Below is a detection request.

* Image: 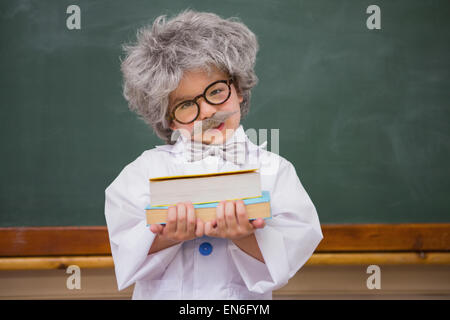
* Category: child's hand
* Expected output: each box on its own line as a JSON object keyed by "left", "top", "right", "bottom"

{"left": 204, "top": 200, "right": 265, "bottom": 240}
{"left": 150, "top": 202, "right": 204, "bottom": 242}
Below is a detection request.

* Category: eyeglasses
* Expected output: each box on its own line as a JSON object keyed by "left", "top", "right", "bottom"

{"left": 169, "top": 78, "right": 233, "bottom": 124}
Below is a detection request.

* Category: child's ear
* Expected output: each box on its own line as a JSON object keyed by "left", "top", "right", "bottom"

{"left": 168, "top": 116, "right": 177, "bottom": 131}
{"left": 238, "top": 93, "right": 244, "bottom": 104}
{"left": 235, "top": 87, "right": 244, "bottom": 104}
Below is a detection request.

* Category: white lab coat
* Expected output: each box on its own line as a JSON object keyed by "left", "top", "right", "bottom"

{"left": 104, "top": 125, "right": 323, "bottom": 299}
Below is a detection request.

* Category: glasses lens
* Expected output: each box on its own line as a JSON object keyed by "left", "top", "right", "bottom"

{"left": 205, "top": 82, "right": 230, "bottom": 105}
{"left": 174, "top": 101, "right": 198, "bottom": 123}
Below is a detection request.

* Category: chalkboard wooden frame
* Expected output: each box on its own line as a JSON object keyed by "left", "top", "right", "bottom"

{"left": 0, "top": 224, "right": 448, "bottom": 257}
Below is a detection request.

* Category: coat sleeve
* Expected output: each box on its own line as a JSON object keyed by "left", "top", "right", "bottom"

{"left": 228, "top": 158, "right": 323, "bottom": 294}
{"left": 104, "top": 153, "right": 182, "bottom": 291}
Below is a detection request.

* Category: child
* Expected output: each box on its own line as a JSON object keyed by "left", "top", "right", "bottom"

{"left": 105, "top": 10, "right": 322, "bottom": 299}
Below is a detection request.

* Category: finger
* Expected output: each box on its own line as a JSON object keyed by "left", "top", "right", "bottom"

{"left": 195, "top": 218, "right": 204, "bottom": 238}
{"left": 150, "top": 224, "right": 163, "bottom": 234}
{"left": 204, "top": 220, "right": 217, "bottom": 237}
{"left": 165, "top": 206, "right": 177, "bottom": 234}
{"left": 235, "top": 200, "right": 250, "bottom": 226}
{"left": 251, "top": 218, "right": 266, "bottom": 229}
{"left": 176, "top": 202, "right": 187, "bottom": 233}
{"left": 186, "top": 202, "right": 196, "bottom": 235}
{"left": 216, "top": 201, "right": 226, "bottom": 232}
{"left": 224, "top": 201, "right": 238, "bottom": 230}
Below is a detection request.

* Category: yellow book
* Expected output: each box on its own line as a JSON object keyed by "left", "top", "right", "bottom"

{"left": 149, "top": 168, "right": 258, "bottom": 181}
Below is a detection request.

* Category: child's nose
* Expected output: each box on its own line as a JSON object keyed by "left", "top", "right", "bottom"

{"left": 198, "top": 98, "right": 217, "bottom": 120}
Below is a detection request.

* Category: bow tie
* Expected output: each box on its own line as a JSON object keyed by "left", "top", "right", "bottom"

{"left": 185, "top": 140, "right": 247, "bottom": 165}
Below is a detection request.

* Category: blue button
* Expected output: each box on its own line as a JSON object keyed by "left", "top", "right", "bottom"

{"left": 199, "top": 242, "right": 213, "bottom": 256}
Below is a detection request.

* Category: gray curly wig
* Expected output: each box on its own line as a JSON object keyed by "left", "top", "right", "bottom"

{"left": 120, "top": 10, "right": 259, "bottom": 144}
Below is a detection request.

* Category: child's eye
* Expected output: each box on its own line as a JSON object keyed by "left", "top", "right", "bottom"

{"left": 179, "top": 101, "right": 195, "bottom": 109}
{"left": 209, "top": 89, "right": 223, "bottom": 96}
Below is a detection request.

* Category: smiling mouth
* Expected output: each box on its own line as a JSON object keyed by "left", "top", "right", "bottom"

{"left": 211, "top": 122, "right": 225, "bottom": 130}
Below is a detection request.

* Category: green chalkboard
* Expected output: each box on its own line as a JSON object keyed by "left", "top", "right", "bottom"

{"left": 1, "top": 0, "right": 449, "bottom": 227}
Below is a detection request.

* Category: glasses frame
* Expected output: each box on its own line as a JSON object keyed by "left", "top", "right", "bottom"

{"left": 170, "top": 78, "right": 234, "bottom": 124}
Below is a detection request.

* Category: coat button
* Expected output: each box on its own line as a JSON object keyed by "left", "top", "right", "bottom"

{"left": 199, "top": 242, "right": 213, "bottom": 256}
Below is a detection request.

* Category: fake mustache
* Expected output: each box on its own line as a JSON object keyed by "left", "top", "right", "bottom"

{"left": 191, "top": 110, "right": 238, "bottom": 136}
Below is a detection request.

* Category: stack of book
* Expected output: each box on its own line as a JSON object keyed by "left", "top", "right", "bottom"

{"left": 145, "top": 169, "right": 271, "bottom": 225}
